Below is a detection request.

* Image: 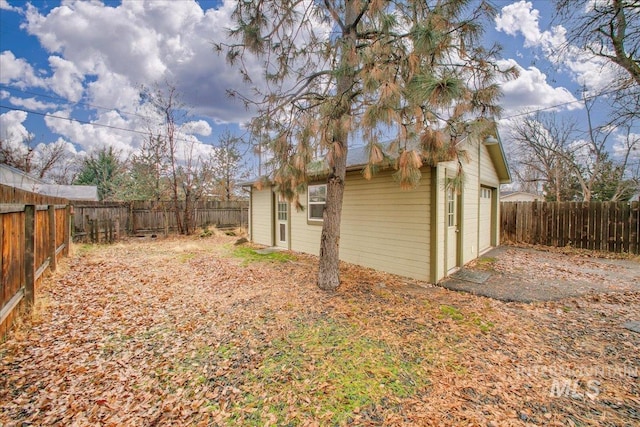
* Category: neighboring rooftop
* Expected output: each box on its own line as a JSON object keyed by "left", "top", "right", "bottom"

{"left": 500, "top": 191, "right": 542, "bottom": 201}
{"left": 0, "top": 164, "right": 99, "bottom": 201}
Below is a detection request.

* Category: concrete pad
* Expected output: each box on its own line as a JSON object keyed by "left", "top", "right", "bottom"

{"left": 450, "top": 269, "right": 492, "bottom": 284}
{"left": 438, "top": 245, "right": 640, "bottom": 303}
{"left": 623, "top": 321, "right": 640, "bottom": 334}
{"left": 254, "top": 247, "right": 284, "bottom": 255}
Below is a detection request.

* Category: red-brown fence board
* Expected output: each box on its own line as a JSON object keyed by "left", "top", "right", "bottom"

{"left": 1, "top": 184, "right": 71, "bottom": 338}
{"left": 501, "top": 201, "right": 640, "bottom": 255}
{"left": 72, "top": 200, "right": 249, "bottom": 242}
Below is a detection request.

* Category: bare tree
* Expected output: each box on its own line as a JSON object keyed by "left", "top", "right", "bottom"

{"left": 599, "top": 124, "right": 640, "bottom": 201}
{"left": 142, "top": 83, "right": 189, "bottom": 234}
{"left": 555, "top": 0, "right": 640, "bottom": 124}
{"left": 510, "top": 112, "right": 580, "bottom": 201}
{"left": 1, "top": 135, "right": 77, "bottom": 183}
{"left": 509, "top": 96, "right": 639, "bottom": 201}
{"left": 35, "top": 140, "right": 71, "bottom": 180}
{"left": 210, "top": 130, "right": 249, "bottom": 201}
{"left": 178, "top": 140, "right": 215, "bottom": 235}
{"left": 0, "top": 134, "right": 36, "bottom": 174}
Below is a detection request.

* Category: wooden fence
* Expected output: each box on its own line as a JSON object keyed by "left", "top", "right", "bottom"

{"left": 501, "top": 201, "right": 640, "bottom": 254}
{"left": 72, "top": 200, "right": 249, "bottom": 242}
{"left": 1, "top": 184, "right": 70, "bottom": 337}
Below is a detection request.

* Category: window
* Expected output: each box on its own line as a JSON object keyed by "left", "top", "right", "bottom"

{"left": 277, "top": 200, "right": 288, "bottom": 221}
{"left": 481, "top": 188, "right": 492, "bottom": 199}
{"left": 447, "top": 187, "right": 456, "bottom": 227}
{"left": 277, "top": 199, "right": 288, "bottom": 242}
{"left": 308, "top": 184, "right": 327, "bottom": 221}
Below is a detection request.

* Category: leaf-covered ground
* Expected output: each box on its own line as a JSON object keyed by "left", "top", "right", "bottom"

{"left": 1, "top": 236, "right": 638, "bottom": 426}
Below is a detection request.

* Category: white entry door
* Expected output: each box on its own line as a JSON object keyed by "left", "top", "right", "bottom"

{"left": 446, "top": 187, "right": 459, "bottom": 272}
{"left": 276, "top": 196, "right": 288, "bottom": 248}
{"left": 479, "top": 187, "right": 493, "bottom": 252}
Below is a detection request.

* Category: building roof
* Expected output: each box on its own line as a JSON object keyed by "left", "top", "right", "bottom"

{"left": 244, "top": 131, "right": 512, "bottom": 185}
{"left": 484, "top": 131, "right": 511, "bottom": 184}
{"left": 0, "top": 164, "right": 99, "bottom": 201}
{"left": 35, "top": 184, "right": 99, "bottom": 201}
{"left": 501, "top": 191, "right": 542, "bottom": 200}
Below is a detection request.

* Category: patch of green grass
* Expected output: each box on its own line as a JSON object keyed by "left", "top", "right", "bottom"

{"left": 178, "top": 252, "right": 196, "bottom": 263}
{"left": 439, "top": 305, "right": 495, "bottom": 334}
{"left": 215, "top": 342, "right": 236, "bottom": 358}
{"left": 101, "top": 332, "right": 134, "bottom": 356}
{"left": 199, "top": 226, "right": 215, "bottom": 238}
{"left": 470, "top": 314, "right": 495, "bottom": 334}
{"left": 439, "top": 305, "right": 464, "bottom": 321}
{"left": 230, "top": 246, "right": 295, "bottom": 265}
{"left": 445, "top": 359, "right": 468, "bottom": 376}
{"left": 227, "top": 319, "right": 429, "bottom": 425}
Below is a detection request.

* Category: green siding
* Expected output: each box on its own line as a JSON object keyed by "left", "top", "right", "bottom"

{"left": 434, "top": 138, "right": 501, "bottom": 281}
{"left": 339, "top": 169, "right": 431, "bottom": 280}
{"left": 251, "top": 187, "right": 273, "bottom": 246}
{"left": 290, "top": 169, "right": 431, "bottom": 281}
{"left": 249, "top": 135, "right": 504, "bottom": 283}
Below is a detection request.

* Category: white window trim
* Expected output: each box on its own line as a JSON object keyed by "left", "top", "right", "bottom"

{"left": 308, "top": 183, "right": 327, "bottom": 222}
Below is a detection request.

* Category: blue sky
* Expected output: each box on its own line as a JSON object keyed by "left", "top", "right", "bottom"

{"left": 0, "top": 0, "right": 634, "bottom": 173}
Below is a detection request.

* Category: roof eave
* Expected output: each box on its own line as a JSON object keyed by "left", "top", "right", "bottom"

{"left": 485, "top": 133, "right": 512, "bottom": 184}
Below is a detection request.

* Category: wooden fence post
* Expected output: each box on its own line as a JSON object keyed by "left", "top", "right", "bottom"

{"left": 24, "top": 204, "right": 36, "bottom": 307}
{"left": 130, "top": 202, "right": 136, "bottom": 235}
{"left": 64, "top": 205, "right": 71, "bottom": 256}
{"left": 69, "top": 204, "right": 75, "bottom": 241}
{"left": 48, "top": 205, "right": 57, "bottom": 272}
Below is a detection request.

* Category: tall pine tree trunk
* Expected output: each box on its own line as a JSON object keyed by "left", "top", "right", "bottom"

{"left": 318, "top": 135, "right": 348, "bottom": 290}
{"left": 317, "top": 1, "right": 357, "bottom": 291}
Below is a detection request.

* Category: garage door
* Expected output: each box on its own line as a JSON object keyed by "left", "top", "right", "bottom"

{"left": 479, "top": 187, "right": 493, "bottom": 252}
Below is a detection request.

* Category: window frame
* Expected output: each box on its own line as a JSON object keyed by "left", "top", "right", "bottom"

{"left": 447, "top": 187, "right": 456, "bottom": 227}
{"left": 307, "top": 183, "right": 327, "bottom": 223}
{"left": 277, "top": 200, "right": 288, "bottom": 221}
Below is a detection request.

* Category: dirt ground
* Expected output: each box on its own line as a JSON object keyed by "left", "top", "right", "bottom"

{"left": 440, "top": 245, "right": 640, "bottom": 302}
{"left": 1, "top": 236, "right": 639, "bottom": 426}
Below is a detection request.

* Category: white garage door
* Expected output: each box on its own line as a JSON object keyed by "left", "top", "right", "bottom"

{"left": 479, "top": 187, "right": 493, "bottom": 252}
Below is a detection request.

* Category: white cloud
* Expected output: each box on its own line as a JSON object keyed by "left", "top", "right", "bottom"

{"left": 495, "top": 1, "right": 619, "bottom": 97}
{"left": 562, "top": 52, "right": 619, "bottom": 95}
{"left": 182, "top": 120, "right": 212, "bottom": 137}
{"left": 2, "top": 0, "right": 256, "bottom": 157}
{"left": 46, "top": 56, "right": 84, "bottom": 101}
{"left": 0, "top": 51, "right": 44, "bottom": 87}
{"left": 495, "top": 1, "right": 566, "bottom": 53}
{"left": 8, "top": 96, "right": 58, "bottom": 111}
{"left": 612, "top": 132, "right": 640, "bottom": 161}
{"left": 496, "top": 1, "right": 542, "bottom": 45}
{"left": 497, "top": 59, "right": 580, "bottom": 114}
{"left": 0, "top": 0, "right": 20, "bottom": 12}
{"left": 4, "top": 0, "right": 330, "bottom": 161}
{"left": 86, "top": 68, "right": 140, "bottom": 111}
{"left": 43, "top": 109, "right": 137, "bottom": 155}
{"left": 21, "top": 0, "right": 254, "bottom": 124}
{"left": 0, "top": 110, "right": 31, "bottom": 144}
